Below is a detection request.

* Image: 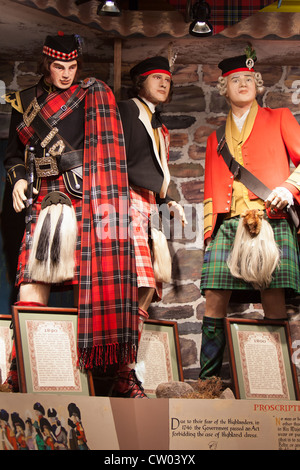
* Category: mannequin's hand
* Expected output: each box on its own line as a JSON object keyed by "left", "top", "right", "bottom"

{"left": 12, "top": 179, "right": 38, "bottom": 213}
{"left": 205, "top": 237, "right": 212, "bottom": 248}
{"left": 168, "top": 200, "right": 187, "bottom": 226}
{"left": 265, "top": 186, "right": 294, "bottom": 211}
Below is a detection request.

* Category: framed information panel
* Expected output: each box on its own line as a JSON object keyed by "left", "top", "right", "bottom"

{"left": 136, "top": 319, "right": 183, "bottom": 398}
{"left": 0, "top": 314, "right": 13, "bottom": 386}
{"left": 12, "top": 306, "right": 94, "bottom": 395}
{"left": 225, "top": 318, "right": 300, "bottom": 400}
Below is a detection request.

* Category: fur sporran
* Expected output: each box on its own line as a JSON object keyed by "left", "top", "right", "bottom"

{"left": 151, "top": 226, "right": 172, "bottom": 283}
{"left": 227, "top": 209, "right": 281, "bottom": 290}
{"left": 28, "top": 191, "right": 77, "bottom": 283}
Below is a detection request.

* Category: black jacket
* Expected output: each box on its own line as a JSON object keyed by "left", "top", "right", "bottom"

{"left": 118, "top": 98, "right": 170, "bottom": 201}
{"left": 4, "top": 78, "right": 85, "bottom": 197}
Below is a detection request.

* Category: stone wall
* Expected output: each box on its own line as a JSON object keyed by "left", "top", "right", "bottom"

{"left": 1, "top": 59, "right": 300, "bottom": 385}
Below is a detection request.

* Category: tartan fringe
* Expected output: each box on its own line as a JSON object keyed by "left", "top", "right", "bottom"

{"left": 78, "top": 343, "right": 138, "bottom": 370}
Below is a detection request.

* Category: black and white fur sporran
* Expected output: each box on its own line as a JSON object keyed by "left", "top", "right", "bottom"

{"left": 28, "top": 191, "right": 77, "bottom": 283}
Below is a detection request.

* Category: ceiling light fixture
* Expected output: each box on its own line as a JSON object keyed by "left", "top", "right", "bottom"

{"left": 97, "top": 1, "right": 121, "bottom": 16}
{"left": 188, "top": 1, "right": 213, "bottom": 37}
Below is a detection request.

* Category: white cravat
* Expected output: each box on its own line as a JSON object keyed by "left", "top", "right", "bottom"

{"left": 232, "top": 109, "right": 250, "bottom": 132}
{"left": 138, "top": 95, "right": 156, "bottom": 113}
{"left": 158, "top": 130, "right": 170, "bottom": 198}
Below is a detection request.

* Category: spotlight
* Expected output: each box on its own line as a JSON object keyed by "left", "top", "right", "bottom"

{"left": 97, "top": 1, "right": 121, "bottom": 16}
{"left": 189, "top": 1, "right": 213, "bottom": 37}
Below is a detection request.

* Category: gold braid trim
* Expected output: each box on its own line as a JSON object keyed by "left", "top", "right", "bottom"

{"left": 286, "top": 165, "right": 300, "bottom": 192}
{"left": 204, "top": 198, "right": 213, "bottom": 235}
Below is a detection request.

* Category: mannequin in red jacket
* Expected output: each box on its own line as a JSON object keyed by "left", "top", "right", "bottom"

{"left": 199, "top": 49, "right": 300, "bottom": 380}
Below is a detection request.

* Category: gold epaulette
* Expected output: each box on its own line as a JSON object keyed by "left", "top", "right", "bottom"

{"left": 204, "top": 198, "right": 213, "bottom": 235}
{"left": 286, "top": 165, "right": 300, "bottom": 192}
{"left": 3, "top": 91, "right": 23, "bottom": 113}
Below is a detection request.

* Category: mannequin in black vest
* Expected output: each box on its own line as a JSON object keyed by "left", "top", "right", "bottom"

{"left": 116, "top": 57, "right": 186, "bottom": 397}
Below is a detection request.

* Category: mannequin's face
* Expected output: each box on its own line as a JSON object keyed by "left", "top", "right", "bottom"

{"left": 49, "top": 60, "right": 78, "bottom": 89}
{"left": 226, "top": 71, "right": 256, "bottom": 109}
{"left": 140, "top": 73, "right": 171, "bottom": 105}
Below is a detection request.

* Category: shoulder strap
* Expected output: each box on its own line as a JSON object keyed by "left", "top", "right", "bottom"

{"left": 22, "top": 84, "right": 87, "bottom": 156}
{"left": 215, "top": 123, "right": 271, "bottom": 200}
{"left": 216, "top": 123, "right": 225, "bottom": 147}
{"left": 215, "top": 124, "right": 299, "bottom": 228}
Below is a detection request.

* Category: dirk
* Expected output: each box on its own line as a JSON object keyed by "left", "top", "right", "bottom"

{"left": 25, "top": 146, "right": 35, "bottom": 241}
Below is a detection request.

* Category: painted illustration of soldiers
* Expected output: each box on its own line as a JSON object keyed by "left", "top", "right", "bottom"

{"left": 11, "top": 412, "right": 28, "bottom": 450}
{"left": 0, "top": 409, "right": 18, "bottom": 450}
{"left": 47, "top": 407, "right": 68, "bottom": 449}
{"left": 67, "top": 402, "right": 89, "bottom": 450}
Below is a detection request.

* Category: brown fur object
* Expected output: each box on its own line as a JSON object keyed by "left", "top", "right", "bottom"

{"left": 242, "top": 209, "right": 263, "bottom": 236}
{"left": 182, "top": 376, "right": 224, "bottom": 399}
{"left": 0, "top": 384, "right": 12, "bottom": 393}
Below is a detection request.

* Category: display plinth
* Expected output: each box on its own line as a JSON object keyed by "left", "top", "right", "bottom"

{"left": 1, "top": 393, "right": 300, "bottom": 450}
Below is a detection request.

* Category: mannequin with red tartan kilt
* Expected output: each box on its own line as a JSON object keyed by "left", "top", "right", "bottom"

{"left": 117, "top": 56, "right": 187, "bottom": 397}
{"left": 4, "top": 33, "right": 139, "bottom": 394}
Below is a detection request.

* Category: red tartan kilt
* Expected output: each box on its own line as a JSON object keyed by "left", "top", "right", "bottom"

{"left": 16, "top": 175, "right": 82, "bottom": 286}
{"left": 130, "top": 186, "right": 162, "bottom": 299}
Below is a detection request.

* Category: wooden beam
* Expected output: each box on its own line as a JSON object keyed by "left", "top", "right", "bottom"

{"left": 120, "top": 36, "right": 300, "bottom": 66}
{"left": 114, "top": 38, "right": 122, "bottom": 101}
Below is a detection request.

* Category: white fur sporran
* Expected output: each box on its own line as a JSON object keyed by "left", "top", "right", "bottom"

{"left": 151, "top": 227, "right": 172, "bottom": 283}
{"left": 227, "top": 210, "right": 281, "bottom": 290}
{"left": 28, "top": 195, "right": 77, "bottom": 283}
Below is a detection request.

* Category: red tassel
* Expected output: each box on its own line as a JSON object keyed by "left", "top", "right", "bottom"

{"left": 77, "top": 342, "right": 137, "bottom": 371}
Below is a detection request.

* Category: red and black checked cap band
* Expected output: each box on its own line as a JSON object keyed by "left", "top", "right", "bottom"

{"left": 43, "top": 45, "right": 78, "bottom": 60}
{"left": 43, "top": 34, "right": 81, "bottom": 61}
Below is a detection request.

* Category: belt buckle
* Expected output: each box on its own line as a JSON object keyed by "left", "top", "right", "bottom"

{"left": 34, "top": 154, "right": 59, "bottom": 178}
{"left": 23, "top": 98, "right": 41, "bottom": 127}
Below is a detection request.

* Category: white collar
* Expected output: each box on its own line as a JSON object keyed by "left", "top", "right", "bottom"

{"left": 232, "top": 109, "right": 250, "bottom": 132}
{"left": 138, "top": 95, "right": 156, "bottom": 113}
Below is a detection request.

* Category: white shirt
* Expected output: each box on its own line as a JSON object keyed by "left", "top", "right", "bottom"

{"left": 232, "top": 109, "right": 250, "bottom": 132}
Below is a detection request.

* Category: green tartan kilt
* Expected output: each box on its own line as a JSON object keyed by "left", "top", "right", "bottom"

{"left": 200, "top": 216, "right": 300, "bottom": 296}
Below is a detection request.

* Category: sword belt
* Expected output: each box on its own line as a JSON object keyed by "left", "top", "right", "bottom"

{"left": 34, "top": 149, "right": 83, "bottom": 178}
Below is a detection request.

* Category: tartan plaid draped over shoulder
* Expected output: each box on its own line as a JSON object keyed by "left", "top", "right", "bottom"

{"left": 77, "top": 79, "right": 139, "bottom": 369}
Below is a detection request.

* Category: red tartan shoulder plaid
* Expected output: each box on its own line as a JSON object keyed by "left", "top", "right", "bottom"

{"left": 17, "top": 84, "right": 87, "bottom": 146}
{"left": 77, "top": 79, "right": 139, "bottom": 370}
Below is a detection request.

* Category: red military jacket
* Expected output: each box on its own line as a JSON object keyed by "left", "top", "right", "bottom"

{"left": 204, "top": 104, "right": 300, "bottom": 241}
